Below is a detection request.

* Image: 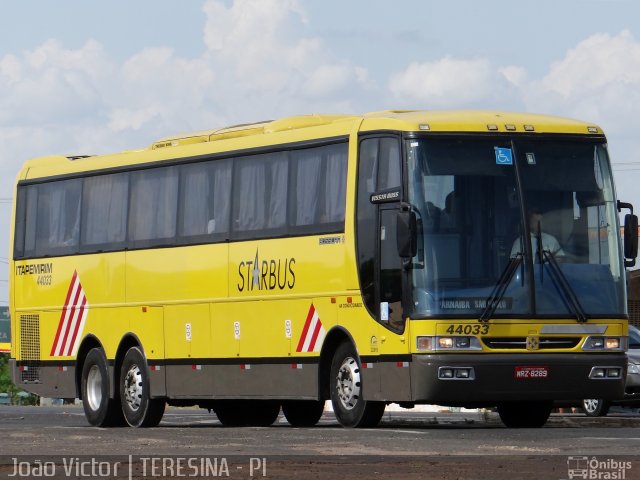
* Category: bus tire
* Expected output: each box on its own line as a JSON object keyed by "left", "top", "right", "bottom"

{"left": 81, "top": 348, "right": 125, "bottom": 427}
{"left": 282, "top": 400, "right": 325, "bottom": 427}
{"left": 215, "top": 400, "right": 280, "bottom": 427}
{"left": 497, "top": 401, "right": 552, "bottom": 428}
{"left": 249, "top": 401, "right": 281, "bottom": 426}
{"left": 330, "top": 342, "right": 385, "bottom": 428}
{"left": 582, "top": 399, "right": 610, "bottom": 417}
{"left": 214, "top": 401, "right": 244, "bottom": 426}
{"left": 119, "top": 347, "right": 165, "bottom": 428}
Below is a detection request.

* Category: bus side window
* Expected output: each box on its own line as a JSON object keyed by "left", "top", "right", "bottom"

{"left": 34, "top": 179, "right": 82, "bottom": 256}
{"left": 128, "top": 167, "right": 179, "bottom": 244}
{"left": 232, "top": 152, "right": 288, "bottom": 237}
{"left": 81, "top": 173, "right": 128, "bottom": 248}
{"left": 291, "top": 143, "right": 348, "bottom": 230}
{"left": 179, "top": 159, "right": 232, "bottom": 239}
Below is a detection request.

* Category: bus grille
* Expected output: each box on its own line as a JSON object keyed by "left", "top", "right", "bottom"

{"left": 19, "top": 315, "right": 40, "bottom": 382}
{"left": 482, "top": 337, "right": 580, "bottom": 350}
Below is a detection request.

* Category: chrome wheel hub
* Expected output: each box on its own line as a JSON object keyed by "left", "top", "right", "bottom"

{"left": 86, "top": 365, "right": 103, "bottom": 412}
{"left": 336, "top": 356, "right": 361, "bottom": 410}
{"left": 123, "top": 364, "right": 143, "bottom": 412}
{"left": 583, "top": 399, "right": 599, "bottom": 413}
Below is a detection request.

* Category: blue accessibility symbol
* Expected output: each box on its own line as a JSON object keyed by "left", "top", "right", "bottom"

{"left": 495, "top": 147, "right": 513, "bottom": 165}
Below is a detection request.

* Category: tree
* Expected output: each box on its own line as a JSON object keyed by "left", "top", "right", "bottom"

{"left": 0, "top": 353, "right": 39, "bottom": 405}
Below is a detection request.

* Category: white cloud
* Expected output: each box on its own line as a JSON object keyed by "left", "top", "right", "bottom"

{"left": 0, "top": 39, "right": 112, "bottom": 127}
{"left": 201, "top": 0, "right": 367, "bottom": 103}
{"left": 541, "top": 30, "right": 640, "bottom": 98}
{"left": 499, "top": 66, "right": 527, "bottom": 89}
{"left": 389, "top": 57, "right": 521, "bottom": 109}
{"left": 0, "top": 54, "right": 22, "bottom": 85}
{"left": 523, "top": 30, "right": 640, "bottom": 135}
{"left": 0, "top": 0, "right": 371, "bottom": 156}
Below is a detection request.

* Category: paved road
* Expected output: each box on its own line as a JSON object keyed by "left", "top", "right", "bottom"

{"left": 1, "top": 406, "right": 640, "bottom": 479}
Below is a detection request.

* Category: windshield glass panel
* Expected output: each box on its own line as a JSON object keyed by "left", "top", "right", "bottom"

{"left": 406, "top": 137, "right": 625, "bottom": 318}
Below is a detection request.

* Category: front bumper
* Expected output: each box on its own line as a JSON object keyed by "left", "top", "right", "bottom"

{"left": 410, "top": 353, "right": 626, "bottom": 405}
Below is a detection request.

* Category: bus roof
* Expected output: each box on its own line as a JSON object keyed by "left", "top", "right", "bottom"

{"left": 19, "top": 110, "right": 604, "bottom": 180}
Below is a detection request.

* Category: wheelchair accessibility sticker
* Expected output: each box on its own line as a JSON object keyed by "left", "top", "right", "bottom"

{"left": 495, "top": 147, "right": 513, "bottom": 165}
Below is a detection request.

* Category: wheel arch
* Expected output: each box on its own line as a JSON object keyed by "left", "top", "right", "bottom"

{"left": 318, "top": 326, "right": 357, "bottom": 400}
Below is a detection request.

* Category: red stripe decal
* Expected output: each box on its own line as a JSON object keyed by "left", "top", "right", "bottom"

{"left": 61, "top": 279, "right": 84, "bottom": 355}
{"left": 307, "top": 316, "right": 323, "bottom": 352}
{"left": 50, "top": 271, "right": 78, "bottom": 356}
{"left": 65, "top": 296, "right": 87, "bottom": 356}
{"left": 295, "top": 304, "right": 315, "bottom": 353}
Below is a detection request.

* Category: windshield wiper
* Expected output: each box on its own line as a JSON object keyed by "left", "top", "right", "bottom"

{"left": 479, "top": 254, "right": 522, "bottom": 323}
{"left": 542, "top": 250, "right": 587, "bottom": 323}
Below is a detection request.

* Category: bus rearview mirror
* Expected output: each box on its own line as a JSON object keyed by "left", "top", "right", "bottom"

{"left": 624, "top": 213, "right": 638, "bottom": 267}
{"left": 397, "top": 210, "right": 417, "bottom": 258}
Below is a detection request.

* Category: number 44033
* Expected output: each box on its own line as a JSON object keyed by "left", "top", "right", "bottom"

{"left": 445, "top": 324, "right": 489, "bottom": 335}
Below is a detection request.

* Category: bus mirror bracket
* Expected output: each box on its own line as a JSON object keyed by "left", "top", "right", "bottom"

{"left": 397, "top": 207, "right": 417, "bottom": 260}
{"left": 618, "top": 201, "right": 638, "bottom": 267}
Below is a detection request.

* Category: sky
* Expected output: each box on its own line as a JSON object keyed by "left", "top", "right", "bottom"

{"left": 1, "top": 0, "right": 640, "bottom": 304}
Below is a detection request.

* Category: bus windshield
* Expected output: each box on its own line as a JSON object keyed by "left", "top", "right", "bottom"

{"left": 406, "top": 136, "right": 626, "bottom": 319}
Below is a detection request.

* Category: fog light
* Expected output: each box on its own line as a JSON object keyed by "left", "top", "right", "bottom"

{"left": 607, "top": 368, "right": 621, "bottom": 378}
{"left": 439, "top": 367, "right": 475, "bottom": 380}
{"left": 439, "top": 368, "right": 454, "bottom": 379}
{"left": 591, "top": 368, "right": 606, "bottom": 378}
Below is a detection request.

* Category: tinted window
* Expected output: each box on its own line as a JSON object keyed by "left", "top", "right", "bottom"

{"left": 292, "top": 143, "right": 348, "bottom": 230}
{"left": 179, "top": 159, "right": 232, "bottom": 240}
{"left": 81, "top": 173, "right": 128, "bottom": 248}
{"left": 14, "top": 141, "right": 349, "bottom": 259}
{"left": 30, "top": 179, "right": 82, "bottom": 257}
{"left": 128, "top": 166, "right": 179, "bottom": 244}
{"left": 232, "top": 152, "right": 289, "bottom": 237}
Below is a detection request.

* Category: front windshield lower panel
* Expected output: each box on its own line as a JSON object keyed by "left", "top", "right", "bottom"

{"left": 406, "top": 136, "right": 626, "bottom": 319}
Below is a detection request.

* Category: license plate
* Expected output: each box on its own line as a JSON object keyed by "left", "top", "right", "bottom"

{"left": 514, "top": 366, "right": 548, "bottom": 379}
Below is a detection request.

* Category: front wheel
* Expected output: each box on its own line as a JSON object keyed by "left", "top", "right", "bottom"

{"left": 329, "top": 342, "right": 385, "bottom": 428}
{"left": 497, "top": 401, "right": 552, "bottom": 428}
{"left": 81, "top": 348, "right": 125, "bottom": 427}
{"left": 582, "top": 399, "right": 610, "bottom": 417}
{"left": 119, "top": 347, "right": 165, "bottom": 427}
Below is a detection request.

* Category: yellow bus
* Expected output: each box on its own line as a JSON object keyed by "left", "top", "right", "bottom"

{"left": 9, "top": 110, "right": 638, "bottom": 428}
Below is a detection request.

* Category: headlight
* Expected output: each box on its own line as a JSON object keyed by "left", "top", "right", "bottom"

{"left": 628, "top": 363, "right": 640, "bottom": 375}
{"left": 583, "top": 336, "right": 625, "bottom": 351}
{"left": 416, "top": 336, "right": 433, "bottom": 351}
{"left": 416, "top": 336, "right": 482, "bottom": 352}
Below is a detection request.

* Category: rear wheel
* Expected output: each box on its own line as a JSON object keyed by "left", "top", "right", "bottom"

{"left": 80, "top": 348, "right": 124, "bottom": 427}
{"left": 282, "top": 400, "right": 325, "bottom": 427}
{"left": 497, "top": 401, "right": 552, "bottom": 428}
{"left": 330, "top": 342, "right": 385, "bottom": 428}
{"left": 582, "top": 399, "right": 610, "bottom": 417}
{"left": 119, "top": 347, "right": 165, "bottom": 427}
